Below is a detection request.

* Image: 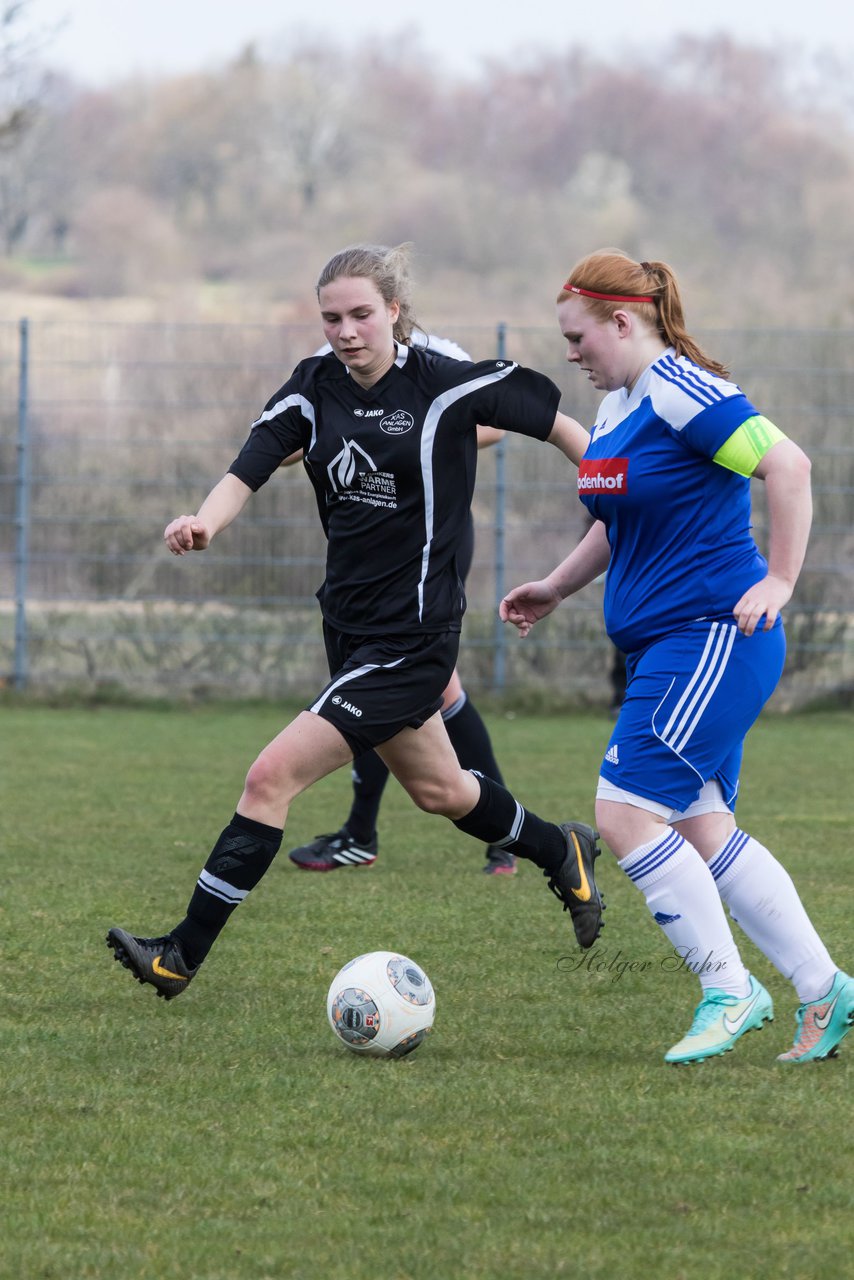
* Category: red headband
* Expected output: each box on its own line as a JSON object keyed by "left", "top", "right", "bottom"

{"left": 563, "top": 283, "right": 654, "bottom": 304}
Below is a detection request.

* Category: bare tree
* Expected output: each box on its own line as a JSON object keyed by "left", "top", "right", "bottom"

{"left": 0, "top": 0, "right": 58, "bottom": 253}
{"left": 2, "top": 28, "right": 854, "bottom": 324}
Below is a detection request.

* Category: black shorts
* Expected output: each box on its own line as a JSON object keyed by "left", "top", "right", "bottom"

{"left": 308, "top": 624, "right": 461, "bottom": 756}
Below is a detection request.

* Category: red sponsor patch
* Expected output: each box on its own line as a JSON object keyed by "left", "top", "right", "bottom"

{"left": 578, "top": 458, "right": 629, "bottom": 493}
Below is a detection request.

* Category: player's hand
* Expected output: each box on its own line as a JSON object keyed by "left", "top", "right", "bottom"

{"left": 164, "top": 515, "right": 211, "bottom": 554}
{"left": 732, "top": 574, "right": 792, "bottom": 636}
{"left": 499, "top": 580, "right": 562, "bottom": 638}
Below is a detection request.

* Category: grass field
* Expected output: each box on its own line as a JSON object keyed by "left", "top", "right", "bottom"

{"left": 2, "top": 703, "right": 852, "bottom": 1280}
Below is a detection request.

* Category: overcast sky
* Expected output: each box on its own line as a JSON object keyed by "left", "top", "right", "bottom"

{"left": 25, "top": 0, "right": 854, "bottom": 85}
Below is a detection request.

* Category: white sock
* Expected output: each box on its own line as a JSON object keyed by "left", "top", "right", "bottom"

{"left": 621, "top": 828, "right": 750, "bottom": 997}
{"left": 708, "top": 829, "right": 836, "bottom": 1002}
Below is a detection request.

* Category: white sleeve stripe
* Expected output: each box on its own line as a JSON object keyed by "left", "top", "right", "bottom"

{"left": 667, "top": 360, "right": 726, "bottom": 401}
{"left": 250, "top": 393, "right": 318, "bottom": 452}
{"left": 653, "top": 357, "right": 725, "bottom": 409}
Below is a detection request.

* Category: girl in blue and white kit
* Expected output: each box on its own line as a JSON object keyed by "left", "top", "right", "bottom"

{"left": 501, "top": 248, "right": 852, "bottom": 1065}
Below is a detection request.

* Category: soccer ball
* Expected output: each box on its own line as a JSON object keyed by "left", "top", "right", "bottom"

{"left": 326, "top": 950, "right": 435, "bottom": 1058}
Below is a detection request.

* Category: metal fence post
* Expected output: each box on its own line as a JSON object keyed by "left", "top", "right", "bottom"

{"left": 14, "top": 317, "right": 30, "bottom": 691}
{"left": 492, "top": 321, "right": 508, "bottom": 693}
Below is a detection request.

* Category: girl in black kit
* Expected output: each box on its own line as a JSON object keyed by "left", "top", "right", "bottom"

{"left": 106, "top": 244, "right": 602, "bottom": 1000}
{"left": 283, "top": 330, "right": 515, "bottom": 876}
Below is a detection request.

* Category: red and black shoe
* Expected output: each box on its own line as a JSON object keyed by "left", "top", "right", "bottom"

{"left": 288, "top": 828, "right": 378, "bottom": 871}
{"left": 483, "top": 845, "right": 517, "bottom": 876}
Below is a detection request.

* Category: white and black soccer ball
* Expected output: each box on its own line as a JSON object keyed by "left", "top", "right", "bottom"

{"left": 326, "top": 950, "right": 435, "bottom": 1058}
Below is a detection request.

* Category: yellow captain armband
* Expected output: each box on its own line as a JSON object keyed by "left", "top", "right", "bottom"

{"left": 712, "top": 415, "right": 787, "bottom": 477}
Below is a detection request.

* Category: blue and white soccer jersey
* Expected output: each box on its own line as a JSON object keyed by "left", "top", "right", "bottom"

{"left": 580, "top": 348, "right": 780, "bottom": 817}
{"left": 579, "top": 349, "right": 766, "bottom": 655}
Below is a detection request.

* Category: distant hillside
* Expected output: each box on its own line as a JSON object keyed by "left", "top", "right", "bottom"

{"left": 3, "top": 32, "right": 853, "bottom": 328}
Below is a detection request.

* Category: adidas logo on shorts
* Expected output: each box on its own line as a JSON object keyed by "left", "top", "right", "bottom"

{"left": 605, "top": 744, "right": 620, "bottom": 765}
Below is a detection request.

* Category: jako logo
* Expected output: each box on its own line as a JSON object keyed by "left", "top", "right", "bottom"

{"left": 380, "top": 410, "right": 415, "bottom": 435}
{"left": 578, "top": 458, "right": 629, "bottom": 492}
{"left": 354, "top": 407, "right": 384, "bottom": 417}
{"left": 331, "top": 694, "right": 362, "bottom": 717}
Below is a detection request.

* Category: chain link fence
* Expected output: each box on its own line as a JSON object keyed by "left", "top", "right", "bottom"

{"left": 1, "top": 319, "right": 852, "bottom": 707}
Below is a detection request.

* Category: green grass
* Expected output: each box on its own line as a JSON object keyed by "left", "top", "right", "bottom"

{"left": 2, "top": 705, "right": 852, "bottom": 1280}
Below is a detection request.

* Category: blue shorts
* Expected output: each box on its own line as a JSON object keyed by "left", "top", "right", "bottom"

{"left": 600, "top": 617, "right": 786, "bottom": 814}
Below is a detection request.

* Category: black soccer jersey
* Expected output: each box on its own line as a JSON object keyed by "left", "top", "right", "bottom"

{"left": 229, "top": 342, "right": 560, "bottom": 635}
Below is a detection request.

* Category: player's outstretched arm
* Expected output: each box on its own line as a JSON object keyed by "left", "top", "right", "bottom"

{"left": 500, "top": 579, "right": 562, "bottom": 637}
{"left": 501, "top": 520, "right": 611, "bottom": 637}
{"left": 732, "top": 438, "right": 812, "bottom": 636}
{"left": 164, "top": 473, "right": 254, "bottom": 555}
{"left": 546, "top": 410, "right": 591, "bottom": 465}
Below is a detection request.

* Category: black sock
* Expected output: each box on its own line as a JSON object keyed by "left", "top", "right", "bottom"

{"left": 452, "top": 773, "right": 565, "bottom": 873}
{"left": 345, "top": 750, "right": 389, "bottom": 844}
{"left": 171, "top": 812, "right": 283, "bottom": 966}
{"left": 443, "top": 692, "right": 505, "bottom": 785}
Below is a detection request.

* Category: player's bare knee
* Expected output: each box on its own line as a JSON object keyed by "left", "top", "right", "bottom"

{"left": 595, "top": 793, "right": 669, "bottom": 859}
{"left": 594, "top": 797, "right": 647, "bottom": 854}
{"left": 405, "top": 777, "right": 459, "bottom": 816}
{"left": 243, "top": 751, "right": 297, "bottom": 808}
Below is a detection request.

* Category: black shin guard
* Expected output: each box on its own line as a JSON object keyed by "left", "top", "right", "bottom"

{"left": 172, "top": 812, "right": 282, "bottom": 966}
